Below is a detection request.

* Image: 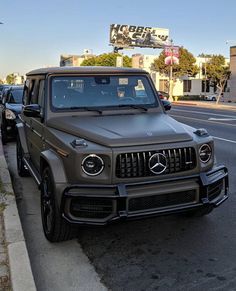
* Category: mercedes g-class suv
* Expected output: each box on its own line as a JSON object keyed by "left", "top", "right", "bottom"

{"left": 16, "top": 67, "right": 229, "bottom": 242}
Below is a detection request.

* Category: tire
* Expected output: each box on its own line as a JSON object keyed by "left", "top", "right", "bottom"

{"left": 1, "top": 122, "right": 7, "bottom": 145}
{"left": 212, "top": 97, "right": 216, "bottom": 101}
{"left": 16, "top": 135, "right": 29, "bottom": 177}
{"left": 41, "top": 167, "right": 74, "bottom": 242}
{"left": 184, "top": 205, "right": 214, "bottom": 218}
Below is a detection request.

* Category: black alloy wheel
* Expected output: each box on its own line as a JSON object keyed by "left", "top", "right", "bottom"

{"left": 41, "top": 167, "right": 74, "bottom": 242}
{"left": 16, "top": 135, "right": 29, "bottom": 177}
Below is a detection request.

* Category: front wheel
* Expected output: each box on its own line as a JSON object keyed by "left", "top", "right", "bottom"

{"left": 41, "top": 167, "right": 75, "bottom": 242}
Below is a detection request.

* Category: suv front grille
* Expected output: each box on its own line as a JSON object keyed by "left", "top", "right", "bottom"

{"left": 116, "top": 147, "right": 196, "bottom": 178}
{"left": 129, "top": 190, "right": 197, "bottom": 212}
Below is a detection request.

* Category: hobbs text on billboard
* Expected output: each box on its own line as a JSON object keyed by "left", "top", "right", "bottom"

{"left": 110, "top": 24, "right": 169, "bottom": 49}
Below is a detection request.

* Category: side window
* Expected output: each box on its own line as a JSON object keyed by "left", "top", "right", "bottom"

{"left": 23, "top": 79, "right": 30, "bottom": 105}
{"left": 38, "top": 80, "right": 45, "bottom": 117}
{"left": 29, "top": 80, "right": 39, "bottom": 104}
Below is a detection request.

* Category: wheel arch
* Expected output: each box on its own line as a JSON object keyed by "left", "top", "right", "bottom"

{"left": 40, "top": 149, "right": 68, "bottom": 184}
{"left": 16, "top": 122, "right": 29, "bottom": 155}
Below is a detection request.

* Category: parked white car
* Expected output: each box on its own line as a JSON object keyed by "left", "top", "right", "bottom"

{"left": 205, "top": 93, "right": 223, "bottom": 101}
{"left": 205, "top": 94, "right": 217, "bottom": 101}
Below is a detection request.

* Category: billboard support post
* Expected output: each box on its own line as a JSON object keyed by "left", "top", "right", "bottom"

{"left": 113, "top": 46, "right": 123, "bottom": 53}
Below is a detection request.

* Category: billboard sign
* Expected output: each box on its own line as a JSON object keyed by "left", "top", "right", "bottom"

{"left": 110, "top": 24, "right": 169, "bottom": 49}
{"left": 164, "top": 46, "right": 179, "bottom": 57}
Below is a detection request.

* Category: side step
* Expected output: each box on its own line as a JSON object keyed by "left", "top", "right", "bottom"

{"left": 23, "top": 157, "right": 41, "bottom": 187}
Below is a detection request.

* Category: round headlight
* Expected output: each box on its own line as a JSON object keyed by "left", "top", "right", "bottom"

{"left": 199, "top": 144, "right": 212, "bottom": 163}
{"left": 5, "top": 109, "right": 16, "bottom": 120}
{"left": 82, "top": 154, "right": 104, "bottom": 176}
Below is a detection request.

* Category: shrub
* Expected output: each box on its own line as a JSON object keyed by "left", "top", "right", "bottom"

{"left": 177, "top": 95, "right": 202, "bottom": 101}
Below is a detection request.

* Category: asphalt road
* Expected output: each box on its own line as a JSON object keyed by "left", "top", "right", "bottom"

{"left": 4, "top": 104, "right": 236, "bottom": 291}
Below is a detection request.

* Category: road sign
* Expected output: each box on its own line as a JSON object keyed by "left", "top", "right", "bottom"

{"left": 164, "top": 46, "right": 179, "bottom": 57}
{"left": 165, "top": 56, "right": 179, "bottom": 65}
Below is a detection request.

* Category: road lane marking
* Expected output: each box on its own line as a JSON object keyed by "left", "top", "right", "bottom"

{"left": 213, "top": 136, "right": 236, "bottom": 144}
{"left": 170, "top": 114, "right": 236, "bottom": 127}
{"left": 172, "top": 108, "right": 236, "bottom": 119}
{"left": 170, "top": 114, "right": 236, "bottom": 143}
{"left": 208, "top": 118, "right": 236, "bottom": 121}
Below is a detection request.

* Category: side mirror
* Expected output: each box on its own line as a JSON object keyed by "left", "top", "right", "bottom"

{"left": 23, "top": 104, "right": 41, "bottom": 117}
{"left": 161, "top": 100, "right": 171, "bottom": 111}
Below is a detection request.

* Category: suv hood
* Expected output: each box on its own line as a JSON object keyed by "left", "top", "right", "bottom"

{"left": 48, "top": 113, "right": 193, "bottom": 147}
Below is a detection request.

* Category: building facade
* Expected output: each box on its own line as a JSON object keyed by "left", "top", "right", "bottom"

{"left": 229, "top": 46, "right": 236, "bottom": 102}
{"left": 60, "top": 51, "right": 94, "bottom": 67}
{"left": 132, "top": 54, "right": 231, "bottom": 99}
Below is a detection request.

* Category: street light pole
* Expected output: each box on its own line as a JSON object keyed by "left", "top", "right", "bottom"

{"left": 204, "top": 59, "right": 207, "bottom": 97}
{"left": 169, "top": 39, "right": 174, "bottom": 102}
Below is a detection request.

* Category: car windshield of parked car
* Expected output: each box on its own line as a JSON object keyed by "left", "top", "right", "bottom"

{"left": 8, "top": 89, "right": 23, "bottom": 104}
{"left": 51, "top": 75, "right": 158, "bottom": 110}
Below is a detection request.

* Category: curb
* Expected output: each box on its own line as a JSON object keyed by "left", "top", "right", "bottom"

{"left": 172, "top": 101, "right": 197, "bottom": 106}
{"left": 0, "top": 143, "right": 36, "bottom": 291}
{"left": 172, "top": 101, "right": 236, "bottom": 110}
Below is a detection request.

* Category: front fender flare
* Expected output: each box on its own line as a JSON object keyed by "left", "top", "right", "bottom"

{"left": 40, "top": 149, "right": 68, "bottom": 185}
{"left": 16, "top": 122, "right": 29, "bottom": 156}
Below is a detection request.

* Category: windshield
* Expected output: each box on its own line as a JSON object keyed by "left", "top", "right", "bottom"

{"left": 8, "top": 88, "right": 23, "bottom": 104}
{"left": 51, "top": 75, "right": 158, "bottom": 110}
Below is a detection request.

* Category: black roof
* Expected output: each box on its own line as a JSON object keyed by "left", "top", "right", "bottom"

{"left": 26, "top": 66, "right": 148, "bottom": 76}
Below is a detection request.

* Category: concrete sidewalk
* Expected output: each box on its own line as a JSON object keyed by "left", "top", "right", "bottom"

{"left": 0, "top": 142, "right": 36, "bottom": 291}
{"left": 172, "top": 100, "right": 236, "bottom": 110}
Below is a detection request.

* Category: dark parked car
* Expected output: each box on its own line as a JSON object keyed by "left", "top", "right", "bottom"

{"left": 157, "top": 91, "right": 169, "bottom": 100}
{"left": 1, "top": 85, "right": 24, "bottom": 144}
{"left": 17, "top": 67, "right": 228, "bottom": 242}
{"left": 0, "top": 84, "right": 10, "bottom": 102}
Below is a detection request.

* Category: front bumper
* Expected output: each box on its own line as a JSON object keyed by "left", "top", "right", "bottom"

{"left": 61, "top": 165, "right": 229, "bottom": 225}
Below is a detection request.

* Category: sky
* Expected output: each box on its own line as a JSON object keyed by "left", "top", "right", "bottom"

{"left": 0, "top": 0, "right": 235, "bottom": 79}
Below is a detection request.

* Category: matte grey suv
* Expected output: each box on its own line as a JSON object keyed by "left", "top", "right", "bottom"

{"left": 16, "top": 67, "right": 229, "bottom": 242}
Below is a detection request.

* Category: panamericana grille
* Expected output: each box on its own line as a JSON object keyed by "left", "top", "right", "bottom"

{"left": 129, "top": 190, "right": 197, "bottom": 212}
{"left": 116, "top": 147, "right": 196, "bottom": 178}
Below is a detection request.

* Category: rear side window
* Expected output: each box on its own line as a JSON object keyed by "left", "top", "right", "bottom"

{"left": 23, "top": 78, "right": 40, "bottom": 105}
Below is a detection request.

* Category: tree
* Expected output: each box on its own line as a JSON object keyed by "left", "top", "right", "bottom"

{"left": 6, "top": 73, "right": 16, "bottom": 85}
{"left": 152, "top": 47, "right": 199, "bottom": 79}
{"left": 152, "top": 47, "right": 199, "bottom": 100}
{"left": 0, "top": 79, "right": 3, "bottom": 85}
{"left": 81, "top": 53, "right": 132, "bottom": 67}
{"left": 204, "top": 55, "right": 230, "bottom": 104}
{"left": 198, "top": 53, "right": 213, "bottom": 58}
{"left": 81, "top": 56, "right": 96, "bottom": 66}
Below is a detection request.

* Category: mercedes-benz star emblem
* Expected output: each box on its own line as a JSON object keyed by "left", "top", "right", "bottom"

{"left": 149, "top": 153, "right": 167, "bottom": 174}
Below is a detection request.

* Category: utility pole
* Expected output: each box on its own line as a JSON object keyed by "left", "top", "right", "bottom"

{"left": 204, "top": 59, "right": 207, "bottom": 97}
{"left": 169, "top": 39, "right": 174, "bottom": 102}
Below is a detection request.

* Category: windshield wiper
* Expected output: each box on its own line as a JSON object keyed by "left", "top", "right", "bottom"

{"left": 69, "top": 106, "right": 103, "bottom": 114}
{"left": 117, "top": 104, "right": 148, "bottom": 112}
